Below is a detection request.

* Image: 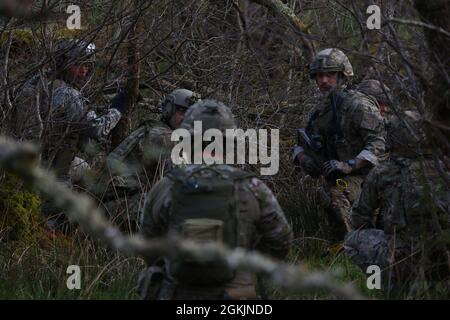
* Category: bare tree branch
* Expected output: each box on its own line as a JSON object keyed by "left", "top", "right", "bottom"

{"left": 0, "top": 136, "right": 364, "bottom": 300}
{"left": 248, "top": 0, "right": 317, "bottom": 57}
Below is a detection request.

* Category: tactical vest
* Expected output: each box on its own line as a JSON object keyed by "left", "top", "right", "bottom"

{"left": 306, "top": 90, "right": 347, "bottom": 161}
{"left": 166, "top": 165, "right": 254, "bottom": 285}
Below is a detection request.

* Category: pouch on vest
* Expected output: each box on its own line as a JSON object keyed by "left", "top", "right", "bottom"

{"left": 167, "top": 165, "right": 253, "bottom": 285}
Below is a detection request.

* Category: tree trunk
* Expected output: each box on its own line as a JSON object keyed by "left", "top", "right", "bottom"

{"left": 110, "top": 0, "right": 141, "bottom": 148}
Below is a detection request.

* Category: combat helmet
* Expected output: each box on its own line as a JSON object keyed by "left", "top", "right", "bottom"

{"left": 180, "top": 99, "right": 236, "bottom": 134}
{"left": 160, "top": 88, "right": 201, "bottom": 123}
{"left": 357, "top": 80, "right": 392, "bottom": 105}
{"left": 387, "top": 110, "right": 431, "bottom": 156}
{"left": 309, "top": 48, "right": 354, "bottom": 78}
{"left": 54, "top": 38, "right": 96, "bottom": 70}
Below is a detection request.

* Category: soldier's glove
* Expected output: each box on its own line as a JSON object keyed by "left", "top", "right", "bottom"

{"left": 111, "top": 90, "right": 129, "bottom": 114}
{"left": 323, "top": 160, "right": 353, "bottom": 176}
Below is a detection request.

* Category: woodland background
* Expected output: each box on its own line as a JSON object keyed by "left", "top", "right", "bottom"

{"left": 0, "top": 0, "right": 448, "bottom": 299}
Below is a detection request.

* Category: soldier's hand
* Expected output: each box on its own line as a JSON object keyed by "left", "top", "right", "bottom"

{"left": 323, "top": 160, "right": 353, "bottom": 176}
{"left": 111, "top": 90, "right": 129, "bottom": 114}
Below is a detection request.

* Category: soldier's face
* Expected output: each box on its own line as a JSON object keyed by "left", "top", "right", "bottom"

{"left": 169, "top": 108, "right": 186, "bottom": 129}
{"left": 315, "top": 72, "right": 339, "bottom": 92}
{"left": 67, "top": 63, "right": 92, "bottom": 84}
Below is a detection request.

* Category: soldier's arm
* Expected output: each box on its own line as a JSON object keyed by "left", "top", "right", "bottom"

{"left": 139, "top": 177, "right": 172, "bottom": 264}
{"left": 140, "top": 177, "right": 172, "bottom": 239}
{"left": 249, "top": 178, "right": 293, "bottom": 260}
{"left": 84, "top": 89, "right": 132, "bottom": 140}
{"left": 54, "top": 87, "right": 122, "bottom": 141}
{"left": 349, "top": 168, "right": 380, "bottom": 229}
{"left": 84, "top": 108, "right": 122, "bottom": 141}
{"left": 353, "top": 100, "right": 386, "bottom": 167}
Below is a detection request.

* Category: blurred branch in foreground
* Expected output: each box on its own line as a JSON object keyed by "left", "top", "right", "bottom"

{"left": 0, "top": 135, "right": 363, "bottom": 300}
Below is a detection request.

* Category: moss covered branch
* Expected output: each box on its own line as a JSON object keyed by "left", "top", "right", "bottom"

{"left": 0, "top": 136, "right": 363, "bottom": 300}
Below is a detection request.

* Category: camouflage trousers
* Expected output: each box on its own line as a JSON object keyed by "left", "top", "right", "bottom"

{"left": 344, "top": 229, "right": 389, "bottom": 271}
{"left": 344, "top": 229, "right": 450, "bottom": 293}
{"left": 324, "top": 175, "right": 364, "bottom": 238}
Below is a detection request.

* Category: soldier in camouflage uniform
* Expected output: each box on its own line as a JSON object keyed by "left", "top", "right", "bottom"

{"left": 357, "top": 79, "right": 392, "bottom": 117}
{"left": 16, "top": 39, "right": 127, "bottom": 230}
{"left": 94, "top": 89, "right": 200, "bottom": 230}
{"left": 138, "top": 99, "right": 293, "bottom": 300}
{"left": 344, "top": 111, "right": 450, "bottom": 294}
{"left": 293, "top": 49, "right": 386, "bottom": 238}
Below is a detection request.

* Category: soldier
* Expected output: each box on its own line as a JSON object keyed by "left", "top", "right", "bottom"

{"left": 357, "top": 80, "right": 434, "bottom": 156}
{"left": 138, "top": 99, "right": 293, "bottom": 300}
{"left": 293, "top": 48, "right": 386, "bottom": 238}
{"left": 357, "top": 79, "right": 392, "bottom": 117}
{"left": 94, "top": 89, "right": 200, "bottom": 230}
{"left": 344, "top": 111, "right": 450, "bottom": 295}
{"left": 17, "top": 39, "right": 128, "bottom": 231}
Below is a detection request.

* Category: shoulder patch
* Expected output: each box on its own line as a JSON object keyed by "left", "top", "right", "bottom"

{"left": 360, "top": 111, "right": 379, "bottom": 130}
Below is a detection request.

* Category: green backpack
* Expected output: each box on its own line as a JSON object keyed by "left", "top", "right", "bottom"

{"left": 167, "top": 165, "right": 254, "bottom": 285}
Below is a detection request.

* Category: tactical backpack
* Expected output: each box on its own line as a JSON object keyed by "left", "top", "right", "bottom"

{"left": 166, "top": 165, "right": 254, "bottom": 285}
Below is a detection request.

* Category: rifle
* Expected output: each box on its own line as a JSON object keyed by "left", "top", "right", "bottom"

{"left": 296, "top": 128, "right": 326, "bottom": 177}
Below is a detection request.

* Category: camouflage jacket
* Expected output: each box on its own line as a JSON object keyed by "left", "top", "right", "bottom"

{"left": 15, "top": 77, "right": 122, "bottom": 176}
{"left": 140, "top": 164, "right": 293, "bottom": 288}
{"left": 102, "top": 120, "right": 174, "bottom": 192}
{"left": 306, "top": 89, "right": 386, "bottom": 169}
{"left": 350, "top": 156, "right": 449, "bottom": 244}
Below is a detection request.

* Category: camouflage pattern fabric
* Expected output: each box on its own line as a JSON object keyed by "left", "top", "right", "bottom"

{"left": 32, "top": 79, "right": 121, "bottom": 221}
{"left": 346, "top": 156, "right": 450, "bottom": 286}
{"left": 180, "top": 99, "right": 237, "bottom": 133}
{"left": 21, "top": 78, "right": 122, "bottom": 176}
{"left": 357, "top": 79, "right": 391, "bottom": 105}
{"left": 95, "top": 120, "right": 174, "bottom": 227}
{"left": 307, "top": 89, "right": 386, "bottom": 165}
{"left": 344, "top": 229, "right": 389, "bottom": 271}
{"left": 305, "top": 89, "right": 386, "bottom": 235}
{"left": 105, "top": 119, "right": 173, "bottom": 189}
{"left": 309, "top": 48, "right": 354, "bottom": 78}
{"left": 68, "top": 156, "right": 91, "bottom": 185}
{"left": 139, "top": 164, "right": 293, "bottom": 299}
{"left": 328, "top": 175, "right": 364, "bottom": 231}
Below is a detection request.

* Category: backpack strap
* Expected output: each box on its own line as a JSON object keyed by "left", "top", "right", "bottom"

{"left": 329, "top": 90, "right": 345, "bottom": 141}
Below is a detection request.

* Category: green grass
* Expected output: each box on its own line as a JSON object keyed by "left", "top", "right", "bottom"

{"left": 0, "top": 232, "right": 378, "bottom": 300}
{"left": 0, "top": 235, "right": 143, "bottom": 300}
{"left": 2, "top": 234, "right": 449, "bottom": 299}
{"left": 259, "top": 243, "right": 384, "bottom": 300}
